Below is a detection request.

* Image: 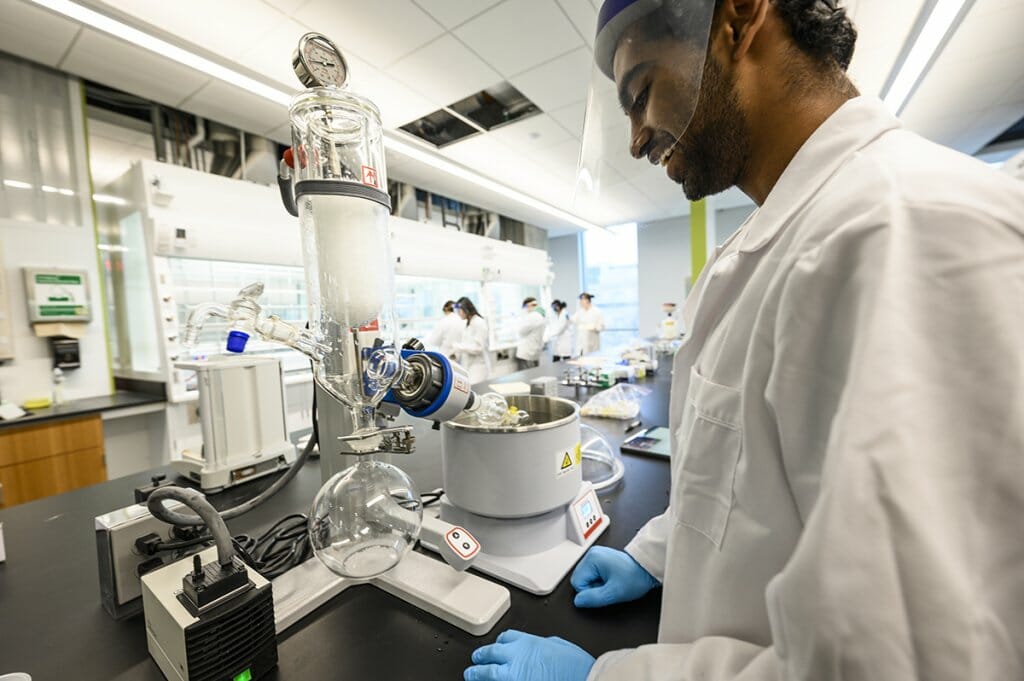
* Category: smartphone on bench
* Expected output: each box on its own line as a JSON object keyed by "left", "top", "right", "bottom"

{"left": 620, "top": 426, "right": 671, "bottom": 458}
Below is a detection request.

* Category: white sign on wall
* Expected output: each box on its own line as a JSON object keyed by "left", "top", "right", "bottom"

{"left": 22, "top": 268, "right": 92, "bottom": 322}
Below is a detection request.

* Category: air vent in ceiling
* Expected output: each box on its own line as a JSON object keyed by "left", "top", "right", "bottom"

{"left": 450, "top": 82, "right": 540, "bottom": 131}
{"left": 399, "top": 82, "right": 541, "bottom": 148}
{"left": 400, "top": 109, "right": 480, "bottom": 148}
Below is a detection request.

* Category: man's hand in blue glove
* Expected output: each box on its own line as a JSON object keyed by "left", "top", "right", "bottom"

{"left": 570, "top": 546, "right": 660, "bottom": 608}
{"left": 464, "top": 629, "right": 595, "bottom": 681}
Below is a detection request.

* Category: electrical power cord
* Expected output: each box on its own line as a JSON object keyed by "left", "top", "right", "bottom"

{"left": 148, "top": 426, "right": 318, "bottom": 528}
{"left": 232, "top": 514, "right": 311, "bottom": 580}
{"left": 421, "top": 488, "right": 444, "bottom": 507}
{"left": 144, "top": 512, "right": 312, "bottom": 581}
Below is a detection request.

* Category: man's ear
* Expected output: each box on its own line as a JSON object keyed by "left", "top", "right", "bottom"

{"left": 719, "top": 0, "right": 770, "bottom": 61}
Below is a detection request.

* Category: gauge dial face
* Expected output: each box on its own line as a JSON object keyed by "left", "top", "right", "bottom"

{"left": 295, "top": 34, "right": 347, "bottom": 88}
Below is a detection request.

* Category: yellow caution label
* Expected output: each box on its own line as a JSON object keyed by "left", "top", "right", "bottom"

{"left": 574, "top": 442, "right": 582, "bottom": 465}
{"left": 560, "top": 452, "right": 573, "bottom": 470}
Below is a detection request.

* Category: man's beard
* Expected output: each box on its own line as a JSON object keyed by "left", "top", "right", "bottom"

{"left": 670, "top": 56, "right": 751, "bottom": 201}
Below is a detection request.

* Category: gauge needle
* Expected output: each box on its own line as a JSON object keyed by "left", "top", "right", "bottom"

{"left": 313, "top": 59, "right": 336, "bottom": 67}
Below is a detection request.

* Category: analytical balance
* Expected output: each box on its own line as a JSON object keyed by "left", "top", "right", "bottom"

{"left": 171, "top": 354, "right": 296, "bottom": 491}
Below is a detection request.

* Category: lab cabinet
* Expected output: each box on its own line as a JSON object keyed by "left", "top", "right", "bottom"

{"left": 0, "top": 415, "right": 106, "bottom": 507}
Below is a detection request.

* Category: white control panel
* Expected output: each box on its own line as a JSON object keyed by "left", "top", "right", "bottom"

{"left": 568, "top": 486, "right": 604, "bottom": 545}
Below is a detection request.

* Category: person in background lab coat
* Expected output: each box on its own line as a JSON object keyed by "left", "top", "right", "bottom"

{"left": 423, "top": 300, "right": 463, "bottom": 359}
{"left": 546, "top": 300, "right": 573, "bottom": 361}
{"left": 515, "top": 297, "right": 546, "bottom": 371}
{"left": 572, "top": 292, "right": 604, "bottom": 356}
{"left": 465, "top": 1, "right": 1024, "bottom": 681}
{"left": 452, "top": 296, "right": 490, "bottom": 385}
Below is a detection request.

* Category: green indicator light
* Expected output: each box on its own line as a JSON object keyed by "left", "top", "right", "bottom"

{"left": 233, "top": 670, "right": 252, "bottom": 681}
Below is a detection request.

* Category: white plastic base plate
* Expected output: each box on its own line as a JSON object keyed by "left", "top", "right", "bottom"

{"left": 272, "top": 551, "right": 509, "bottom": 637}
{"left": 420, "top": 484, "right": 610, "bottom": 596}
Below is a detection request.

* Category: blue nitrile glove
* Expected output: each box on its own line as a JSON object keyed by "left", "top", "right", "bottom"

{"left": 465, "top": 630, "right": 595, "bottom": 681}
{"left": 570, "top": 546, "right": 660, "bottom": 608}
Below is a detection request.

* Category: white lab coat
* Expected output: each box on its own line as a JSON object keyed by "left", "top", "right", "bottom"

{"left": 547, "top": 309, "right": 573, "bottom": 357}
{"left": 590, "top": 97, "right": 1024, "bottom": 681}
{"left": 452, "top": 315, "right": 491, "bottom": 385}
{"left": 515, "top": 310, "right": 547, "bottom": 362}
{"left": 573, "top": 305, "right": 605, "bottom": 355}
{"left": 424, "top": 312, "right": 463, "bottom": 358}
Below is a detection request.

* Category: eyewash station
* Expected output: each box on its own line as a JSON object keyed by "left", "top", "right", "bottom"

{"left": 0, "top": 33, "right": 677, "bottom": 681}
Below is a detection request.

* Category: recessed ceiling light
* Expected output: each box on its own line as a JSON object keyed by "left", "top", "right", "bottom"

{"left": 883, "top": 0, "right": 974, "bottom": 114}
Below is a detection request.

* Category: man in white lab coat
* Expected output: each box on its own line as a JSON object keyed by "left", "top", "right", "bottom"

{"left": 573, "top": 293, "right": 605, "bottom": 356}
{"left": 465, "top": 1, "right": 1024, "bottom": 680}
{"left": 515, "top": 297, "right": 547, "bottom": 370}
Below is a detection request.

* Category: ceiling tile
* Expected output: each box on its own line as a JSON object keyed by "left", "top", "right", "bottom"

{"left": 100, "top": 0, "right": 285, "bottom": 60}
{"left": 965, "top": 2, "right": 1024, "bottom": 56}
{"left": 532, "top": 138, "right": 582, "bottom": 183}
{"left": 509, "top": 47, "right": 591, "bottom": 112}
{"left": 454, "top": 0, "right": 583, "bottom": 77}
{"left": 386, "top": 35, "right": 501, "bottom": 106}
{"left": 62, "top": 28, "right": 212, "bottom": 110}
{"left": 555, "top": 0, "right": 597, "bottom": 46}
{"left": 490, "top": 113, "right": 571, "bottom": 147}
{"left": 294, "top": 0, "right": 444, "bottom": 67}
{"left": 345, "top": 54, "right": 437, "bottom": 129}
{"left": 412, "top": 0, "right": 502, "bottom": 29}
{"left": 549, "top": 100, "right": 587, "bottom": 138}
{"left": 178, "top": 80, "right": 288, "bottom": 136}
{"left": 904, "top": 45, "right": 1024, "bottom": 121}
{"left": 236, "top": 18, "right": 310, "bottom": 89}
{"left": 439, "top": 134, "right": 510, "bottom": 175}
{"left": 439, "top": 134, "right": 578, "bottom": 211}
{"left": 0, "top": 0, "right": 81, "bottom": 67}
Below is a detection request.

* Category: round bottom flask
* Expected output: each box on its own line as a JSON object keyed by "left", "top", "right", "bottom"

{"left": 309, "top": 459, "right": 422, "bottom": 579}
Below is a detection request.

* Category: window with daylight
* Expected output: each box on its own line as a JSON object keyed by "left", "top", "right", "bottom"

{"left": 581, "top": 223, "right": 639, "bottom": 350}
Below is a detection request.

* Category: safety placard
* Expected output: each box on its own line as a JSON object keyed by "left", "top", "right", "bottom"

{"left": 23, "top": 268, "right": 91, "bottom": 322}
{"left": 556, "top": 442, "right": 582, "bottom": 478}
{"left": 361, "top": 165, "right": 379, "bottom": 188}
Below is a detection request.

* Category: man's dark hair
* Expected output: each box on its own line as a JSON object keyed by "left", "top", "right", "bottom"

{"left": 771, "top": 0, "right": 857, "bottom": 71}
{"left": 715, "top": 0, "right": 858, "bottom": 71}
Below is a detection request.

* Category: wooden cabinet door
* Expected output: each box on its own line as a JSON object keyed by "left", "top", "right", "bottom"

{"left": 0, "top": 415, "right": 107, "bottom": 507}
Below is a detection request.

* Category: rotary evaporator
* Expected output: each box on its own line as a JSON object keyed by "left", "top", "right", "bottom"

{"left": 131, "top": 31, "right": 610, "bottom": 681}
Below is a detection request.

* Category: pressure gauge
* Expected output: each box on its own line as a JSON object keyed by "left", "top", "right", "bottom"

{"left": 293, "top": 33, "right": 348, "bottom": 88}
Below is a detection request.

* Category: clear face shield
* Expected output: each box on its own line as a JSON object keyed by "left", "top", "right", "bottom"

{"left": 576, "top": 0, "right": 716, "bottom": 213}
